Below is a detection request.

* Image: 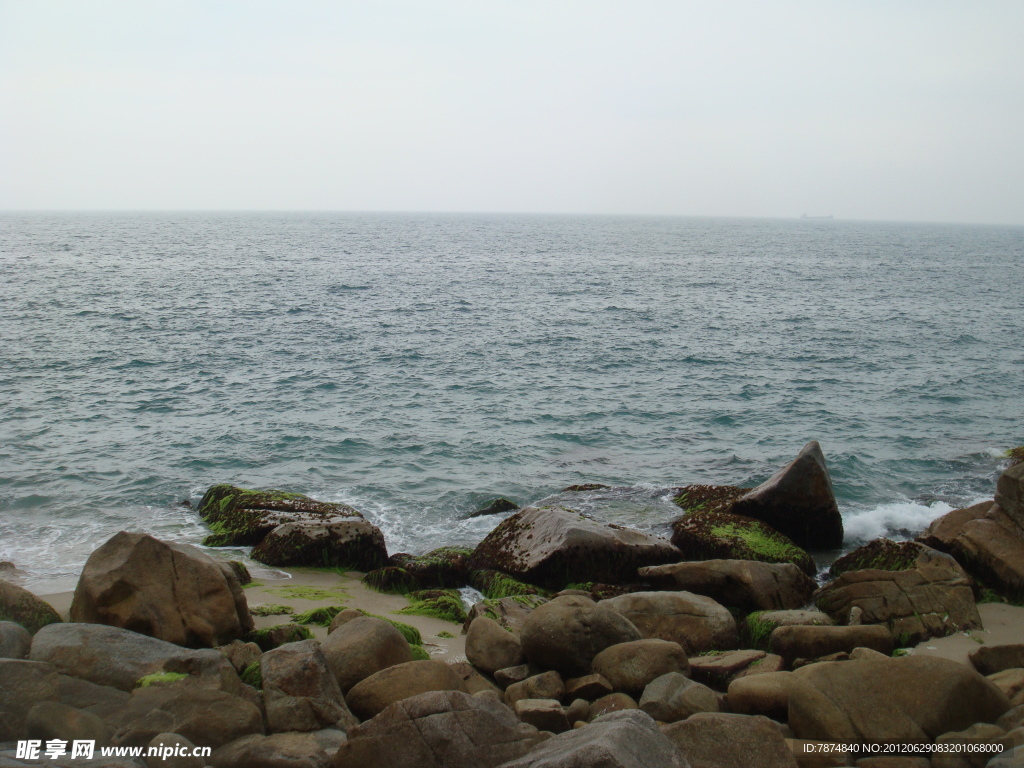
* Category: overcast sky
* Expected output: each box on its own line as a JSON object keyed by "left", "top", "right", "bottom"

{"left": 1, "top": 1, "right": 1022, "bottom": 224}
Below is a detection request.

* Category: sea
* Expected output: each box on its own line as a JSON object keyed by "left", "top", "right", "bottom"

{"left": 1, "top": 212, "right": 1022, "bottom": 593}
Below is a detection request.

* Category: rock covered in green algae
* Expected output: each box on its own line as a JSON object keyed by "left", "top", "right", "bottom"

{"left": 0, "top": 579, "right": 62, "bottom": 634}
{"left": 828, "top": 538, "right": 927, "bottom": 578}
{"left": 250, "top": 517, "right": 387, "bottom": 571}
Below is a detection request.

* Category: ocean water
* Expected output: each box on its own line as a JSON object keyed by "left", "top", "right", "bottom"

{"left": 1, "top": 212, "right": 1021, "bottom": 592}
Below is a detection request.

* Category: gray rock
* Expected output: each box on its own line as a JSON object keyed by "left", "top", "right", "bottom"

{"left": 54, "top": 674, "right": 131, "bottom": 721}
{"left": 591, "top": 639, "right": 689, "bottom": 697}
{"left": 260, "top": 639, "right": 357, "bottom": 732}
{"left": 520, "top": 596, "right": 642, "bottom": 677}
{"left": 663, "top": 711, "right": 797, "bottom": 768}
{"left": 0, "top": 659, "right": 59, "bottom": 741}
{"left": 0, "top": 621, "right": 31, "bottom": 659}
{"left": 320, "top": 615, "right": 413, "bottom": 694}
{"left": 467, "top": 616, "right": 524, "bottom": 675}
{"left": 639, "top": 672, "right": 719, "bottom": 723}
{"left": 465, "top": 596, "right": 549, "bottom": 634}
{"left": 30, "top": 623, "right": 243, "bottom": 693}
{"left": 497, "top": 709, "right": 688, "bottom": 768}
{"left": 333, "top": 689, "right": 546, "bottom": 768}
{"left": 601, "top": 592, "right": 737, "bottom": 655}
{"left": 212, "top": 730, "right": 346, "bottom": 768}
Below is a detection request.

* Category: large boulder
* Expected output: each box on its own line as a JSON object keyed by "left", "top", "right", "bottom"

{"left": 70, "top": 532, "right": 252, "bottom": 648}
{"left": 814, "top": 543, "right": 981, "bottom": 643}
{"left": 920, "top": 499, "right": 1024, "bottom": 602}
{"left": 591, "top": 639, "right": 689, "bottom": 697}
{"left": 639, "top": 560, "right": 817, "bottom": 612}
{"left": 601, "top": 592, "right": 738, "bottom": 655}
{"left": 334, "top": 690, "right": 546, "bottom": 768}
{"left": 520, "top": 595, "right": 642, "bottom": 677}
{"left": 465, "top": 595, "right": 549, "bottom": 634}
{"left": 787, "top": 655, "right": 1011, "bottom": 743}
{"left": 669, "top": 508, "right": 816, "bottom": 576}
{"left": 345, "top": 660, "right": 465, "bottom": 720}
{"left": 251, "top": 518, "right": 388, "bottom": 571}
{"left": 768, "top": 624, "right": 894, "bottom": 667}
{"left": 0, "top": 659, "right": 59, "bottom": 741}
{"left": 0, "top": 579, "right": 62, "bottom": 634}
{"left": 663, "top": 711, "right": 797, "bottom": 768}
{"left": 260, "top": 639, "right": 357, "bottom": 732}
{"left": 728, "top": 441, "right": 844, "bottom": 550}
{"left": 30, "top": 623, "right": 239, "bottom": 692}
{"left": 468, "top": 505, "right": 680, "bottom": 589}
{"left": 497, "top": 709, "right": 688, "bottom": 768}
{"left": 320, "top": 615, "right": 413, "bottom": 694}
{"left": 466, "top": 616, "right": 524, "bottom": 675}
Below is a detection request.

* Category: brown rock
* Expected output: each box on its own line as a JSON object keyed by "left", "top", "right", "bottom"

{"left": 111, "top": 687, "right": 263, "bottom": 749}
{"left": 970, "top": 644, "right": 1024, "bottom": 676}
{"left": 520, "top": 595, "right": 642, "bottom": 677}
{"left": 466, "top": 616, "right": 524, "bottom": 675}
{"left": 211, "top": 730, "right": 346, "bottom": 768}
{"left": 769, "top": 625, "right": 894, "bottom": 668}
{"left": 449, "top": 661, "right": 503, "bottom": 697}
{"left": 640, "top": 559, "right": 817, "bottom": 611}
{"left": 327, "top": 607, "right": 367, "bottom": 633}
{"left": 506, "top": 670, "right": 565, "bottom": 707}
{"left": 0, "top": 659, "right": 59, "bottom": 741}
{"left": 996, "top": 464, "right": 1024, "bottom": 527}
{"left": 787, "top": 655, "right": 1010, "bottom": 743}
{"left": 728, "top": 441, "right": 844, "bottom": 550}
{"left": 743, "top": 610, "right": 834, "bottom": 650}
{"left": 332, "top": 689, "right": 546, "bottom": 768}
{"left": 515, "top": 698, "right": 571, "bottom": 733}
{"left": 934, "top": 722, "right": 1011, "bottom": 768}
{"left": 70, "top": 532, "right": 252, "bottom": 648}
{"left": 987, "top": 669, "right": 1024, "bottom": 701}
{"left": 688, "top": 649, "right": 768, "bottom": 689}
{"left": 495, "top": 664, "right": 534, "bottom": 689}
{"left": 592, "top": 639, "right": 689, "bottom": 697}
{"left": 814, "top": 545, "right": 980, "bottom": 643}
{"left": 465, "top": 595, "right": 549, "bottom": 634}
{"left": 727, "top": 671, "right": 795, "bottom": 721}
{"left": 565, "top": 697, "right": 590, "bottom": 726}
{"left": 217, "top": 640, "right": 261, "bottom": 675}
{"left": 468, "top": 505, "right": 680, "bottom": 588}
{"left": 601, "top": 591, "right": 738, "bottom": 655}
{"left": 26, "top": 701, "right": 111, "bottom": 746}
{"left": 251, "top": 517, "right": 388, "bottom": 570}
{"left": 320, "top": 615, "right": 413, "bottom": 694}
{"left": 147, "top": 733, "right": 207, "bottom": 768}
{"left": 260, "top": 639, "right": 357, "bottom": 732}
{"left": 0, "top": 620, "right": 32, "bottom": 659}
{"left": 0, "top": 579, "right": 62, "bottom": 634}
{"left": 345, "top": 659, "right": 465, "bottom": 720}
{"left": 590, "top": 692, "right": 639, "bottom": 719}
{"left": 663, "top": 711, "right": 798, "bottom": 768}
{"left": 565, "top": 673, "right": 614, "bottom": 701}
{"left": 639, "top": 671, "right": 719, "bottom": 723}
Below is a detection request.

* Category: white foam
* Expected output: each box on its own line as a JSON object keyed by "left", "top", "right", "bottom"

{"left": 843, "top": 498, "right": 987, "bottom": 543}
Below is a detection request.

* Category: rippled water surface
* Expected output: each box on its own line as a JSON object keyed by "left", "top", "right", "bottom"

{"left": 1, "top": 212, "right": 1021, "bottom": 590}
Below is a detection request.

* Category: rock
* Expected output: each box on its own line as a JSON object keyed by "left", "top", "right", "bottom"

{"left": 327, "top": 607, "right": 368, "bottom": 633}
{"left": 212, "top": 729, "right": 347, "bottom": 768}
{"left": 934, "top": 722, "right": 1012, "bottom": 768}
{"left": 30, "top": 623, "right": 240, "bottom": 692}
{"left": 688, "top": 650, "right": 769, "bottom": 690}
{"left": 515, "top": 698, "right": 571, "bottom": 733}
{"left": 26, "top": 701, "right": 111, "bottom": 745}
{"left": 471, "top": 498, "right": 520, "bottom": 518}
{"left": 506, "top": 671, "right": 565, "bottom": 707}
{"left": 345, "top": 659, "right": 465, "bottom": 720}
{"left": 0, "top": 620, "right": 32, "bottom": 659}
{"left": 996, "top": 464, "right": 1024, "bottom": 527}
{"left": 726, "top": 671, "right": 794, "bottom": 720}
{"left": 670, "top": 508, "right": 816, "bottom": 575}
{"left": 320, "top": 615, "right": 413, "bottom": 694}
{"left": 468, "top": 505, "right": 680, "bottom": 588}
{"left": 663, "top": 711, "right": 798, "bottom": 768}
{"left": 639, "top": 672, "right": 719, "bottom": 723}
{"left": 829, "top": 539, "right": 932, "bottom": 577}
{"left": 147, "top": 733, "right": 207, "bottom": 768}
{"left": 565, "top": 674, "right": 614, "bottom": 701}
{"left": 728, "top": 441, "right": 844, "bottom": 550}
{"left": 333, "top": 689, "right": 546, "bottom": 768}
{"left": 920, "top": 500, "right": 1024, "bottom": 602}
{"left": 997, "top": 704, "right": 1024, "bottom": 731}
{"left": 0, "top": 659, "right": 59, "bottom": 741}
{"left": 590, "top": 693, "right": 639, "bottom": 719}
{"left": 970, "top": 644, "right": 1024, "bottom": 676}
{"left": 55, "top": 674, "right": 131, "bottom": 720}
{"left": 449, "top": 661, "right": 503, "bottom": 697}
{"left": 495, "top": 664, "right": 534, "bottom": 689}
{"left": 601, "top": 592, "right": 737, "bottom": 655}
{"left": 787, "top": 655, "right": 1010, "bottom": 743}
{"left": 251, "top": 517, "right": 387, "bottom": 571}
{"left": 639, "top": 560, "right": 817, "bottom": 612}
{"left": 466, "top": 595, "right": 549, "bottom": 634}
{"left": 591, "top": 639, "right": 689, "bottom": 697}
{"left": 498, "top": 708, "right": 687, "bottom": 768}
{"left": 0, "top": 579, "right": 62, "bottom": 634}
{"left": 260, "top": 639, "right": 356, "bottom": 732}
{"left": 245, "top": 622, "right": 313, "bottom": 652}
{"left": 467, "top": 616, "right": 524, "bottom": 675}
{"left": 565, "top": 698, "right": 590, "bottom": 726}
{"left": 814, "top": 544, "right": 980, "bottom": 643}
{"left": 392, "top": 547, "right": 475, "bottom": 589}
{"left": 218, "top": 640, "right": 262, "bottom": 674}
{"left": 69, "top": 532, "right": 253, "bottom": 648}
{"left": 111, "top": 686, "right": 264, "bottom": 749}
{"left": 742, "top": 610, "right": 833, "bottom": 650}
{"left": 987, "top": 669, "right": 1024, "bottom": 701}
{"left": 987, "top": 746, "right": 1024, "bottom": 768}
{"left": 520, "top": 595, "right": 642, "bottom": 677}
{"left": 768, "top": 625, "right": 894, "bottom": 668}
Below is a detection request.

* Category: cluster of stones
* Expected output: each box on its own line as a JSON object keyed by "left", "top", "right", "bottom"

{"left": 1, "top": 444, "right": 1023, "bottom": 766}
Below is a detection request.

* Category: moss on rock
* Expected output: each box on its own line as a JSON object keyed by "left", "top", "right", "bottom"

{"left": 136, "top": 672, "right": 188, "bottom": 688}
{"left": 249, "top": 604, "right": 293, "bottom": 617}
{"left": 829, "top": 539, "right": 924, "bottom": 578}
{"left": 240, "top": 661, "right": 262, "bottom": 689}
{"left": 1007, "top": 446, "right": 1024, "bottom": 468}
{"left": 671, "top": 509, "right": 816, "bottom": 575}
{"left": 469, "top": 569, "right": 549, "bottom": 600}
{"left": 362, "top": 566, "right": 419, "bottom": 594}
{"left": 0, "top": 580, "right": 63, "bottom": 634}
{"left": 292, "top": 605, "right": 343, "bottom": 626}
{"left": 397, "top": 589, "right": 467, "bottom": 624}
{"left": 672, "top": 484, "right": 751, "bottom": 515}
{"left": 409, "top": 644, "right": 431, "bottom": 661}
{"left": 244, "top": 622, "right": 313, "bottom": 652}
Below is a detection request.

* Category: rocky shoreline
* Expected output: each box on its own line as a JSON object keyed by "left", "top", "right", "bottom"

{"left": 1, "top": 442, "right": 1023, "bottom": 767}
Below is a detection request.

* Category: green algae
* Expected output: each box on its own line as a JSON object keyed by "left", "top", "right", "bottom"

{"left": 245, "top": 623, "right": 314, "bottom": 652}
{"left": 436, "top": 631, "right": 455, "bottom": 639}
{"left": 409, "top": 644, "right": 431, "bottom": 661}
{"left": 240, "top": 661, "right": 262, "bottom": 689}
{"left": 397, "top": 589, "right": 467, "bottom": 624}
{"left": 1007, "top": 446, "right": 1024, "bottom": 467}
{"left": 829, "top": 539, "right": 922, "bottom": 578}
{"left": 468, "top": 569, "right": 549, "bottom": 600}
{"left": 136, "top": 672, "right": 187, "bottom": 688}
{"left": 293, "top": 605, "right": 344, "bottom": 626}
{"left": 266, "top": 585, "right": 347, "bottom": 601}
{"left": 249, "top": 604, "right": 293, "bottom": 617}
{"left": 362, "top": 566, "right": 419, "bottom": 595}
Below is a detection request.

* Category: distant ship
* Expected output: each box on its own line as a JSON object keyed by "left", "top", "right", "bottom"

{"left": 800, "top": 214, "right": 834, "bottom": 220}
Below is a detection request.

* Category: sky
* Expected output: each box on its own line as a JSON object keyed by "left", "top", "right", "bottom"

{"left": 1, "top": 1, "right": 1022, "bottom": 224}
